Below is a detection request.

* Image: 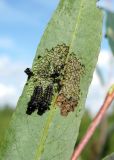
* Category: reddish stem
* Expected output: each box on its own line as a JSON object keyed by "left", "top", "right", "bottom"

{"left": 71, "top": 86, "right": 114, "bottom": 160}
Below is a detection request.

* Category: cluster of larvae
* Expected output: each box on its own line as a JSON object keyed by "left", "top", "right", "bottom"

{"left": 25, "top": 43, "right": 85, "bottom": 116}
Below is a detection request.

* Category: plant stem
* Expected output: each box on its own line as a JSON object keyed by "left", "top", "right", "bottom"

{"left": 71, "top": 84, "right": 114, "bottom": 160}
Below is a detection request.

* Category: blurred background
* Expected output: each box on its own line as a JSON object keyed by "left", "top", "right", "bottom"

{"left": 0, "top": 0, "right": 114, "bottom": 159}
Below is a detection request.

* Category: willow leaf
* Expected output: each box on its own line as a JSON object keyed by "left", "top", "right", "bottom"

{"left": 103, "top": 153, "right": 114, "bottom": 160}
{"left": 0, "top": 0, "right": 103, "bottom": 160}
{"left": 106, "top": 11, "right": 114, "bottom": 55}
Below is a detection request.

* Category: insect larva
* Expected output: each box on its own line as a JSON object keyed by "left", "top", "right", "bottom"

{"left": 24, "top": 68, "right": 34, "bottom": 80}
{"left": 26, "top": 86, "right": 43, "bottom": 115}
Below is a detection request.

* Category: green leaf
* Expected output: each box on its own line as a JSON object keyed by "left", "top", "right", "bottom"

{"left": 0, "top": 0, "right": 103, "bottom": 160}
{"left": 0, "top": 108, "right": 14, "bottom": 145}
{"left": 106, "top": 11, "right": 114, "bottom": 55}
{"left": 103, "top": 153, "right": 114, "bottom": 160}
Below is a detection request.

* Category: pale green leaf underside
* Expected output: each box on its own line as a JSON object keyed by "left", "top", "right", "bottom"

{"left": 103, "top": 153, "right": 114, "bottom": 160}
{"left": 0, "top": 0, "right": 103, "bottom": 160}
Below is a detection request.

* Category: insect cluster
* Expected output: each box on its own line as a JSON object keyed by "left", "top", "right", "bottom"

{"left": 25, "top": 43, "right": 85, "bottom": 116}
{"left": 26, "top": 84, "right": 53, "bottom": 116}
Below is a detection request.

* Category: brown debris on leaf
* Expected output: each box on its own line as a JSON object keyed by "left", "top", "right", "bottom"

{"left": 56, "top": 93, "right": 77, "bottom": 116}
{"left": 56, "top": 53, "right": 85, "bottom": 116}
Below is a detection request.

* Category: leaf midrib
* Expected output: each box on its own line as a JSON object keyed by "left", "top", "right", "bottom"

{"left": 34, "top": 0, "right": 85, "bottom": 159}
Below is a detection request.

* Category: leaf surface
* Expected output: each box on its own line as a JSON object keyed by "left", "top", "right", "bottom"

{"left": 0, "top": 0, "right": 103, "bottom": 160}
{"left": 103, "top": 153, "right": 114, "bottom": 160}
{"left": 106, "top": 11, "right": 114, "bottom": 55}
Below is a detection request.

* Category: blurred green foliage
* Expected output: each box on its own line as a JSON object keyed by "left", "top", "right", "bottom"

{"left": 102, "top": 113, "right": 114, "bottom": 157}
{"left": 103, "top": 152, "right": 114, "bottom": 160}
{"left": 0, "top": 106, "right": 14, "bottom": 145}
{"left": 77, "top": 109, "right": 114, "bottom": 160}
{"left": 106, "top": 11, "right": 114, "bottom": 55}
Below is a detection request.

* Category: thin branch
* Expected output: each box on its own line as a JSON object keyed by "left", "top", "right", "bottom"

{"left": 71, "top": 84, "right": 114, "bottom": 160}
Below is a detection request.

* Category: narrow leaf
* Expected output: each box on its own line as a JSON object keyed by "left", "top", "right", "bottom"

{"left": 106, "top": 11, "right": 114, "bottom": 55}
{"left": 0, "top": 0, "right": 103, "bottom": 160}
{"left": 103, "top": 153, "right": 114, "bottom": 160}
